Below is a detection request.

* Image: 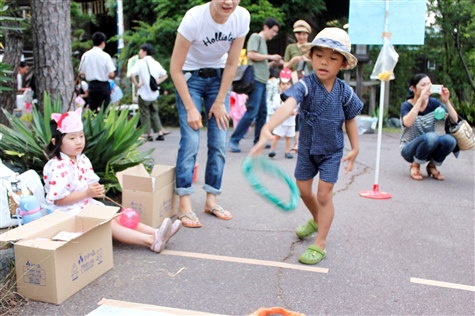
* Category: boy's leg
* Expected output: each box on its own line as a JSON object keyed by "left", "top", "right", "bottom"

{"left": 295, "top": 178, "right": 318, "bottom": 239}
{"left": 297, "top": 179, "right": 317, "bottom": 220}
{"left": 313, "top": 179, "right": 335, "bottom": 250}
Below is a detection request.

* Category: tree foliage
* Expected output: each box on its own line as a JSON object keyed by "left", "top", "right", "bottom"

{"left": 0, "top": 0, "right": 25, "bottom": 125}
{"left": 71, "top": 2, "right": 95, "bottom": 70}
{"left": 428, "top": 0, "right": 474, "bottom": 106}
{"left": 365, "top": 1, "right": 475, "bottom": 123}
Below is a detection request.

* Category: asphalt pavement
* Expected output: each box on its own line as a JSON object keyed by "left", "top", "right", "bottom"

{"left": 16, "top": 127, "right": 475, "bottom": 315}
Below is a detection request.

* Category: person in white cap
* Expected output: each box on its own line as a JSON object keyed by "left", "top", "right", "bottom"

{"left": 268, "top": 68, "right": 296, "bottom": 159}
{"left": 250, "top": 27, "right": 363, "bottom": 265}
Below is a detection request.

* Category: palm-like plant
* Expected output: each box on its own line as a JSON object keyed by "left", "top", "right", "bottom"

{"left": 0, "top": 93, "right": 153, "bottom": 193}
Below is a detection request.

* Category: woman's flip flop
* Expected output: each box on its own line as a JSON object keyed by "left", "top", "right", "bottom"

{"left": 204, "top": 205, "right": 233, "bottom": 220}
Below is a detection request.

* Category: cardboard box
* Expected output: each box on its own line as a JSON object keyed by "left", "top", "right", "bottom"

{"left": 117, "top": 164, "right": 177, "bottom": 228}
{"left": 0, "top": 205, "right": 119, "bottom": 304}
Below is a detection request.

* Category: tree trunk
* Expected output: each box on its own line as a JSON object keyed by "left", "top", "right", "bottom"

{"left": 31, "top": 0, "right": 73, "bottom": 111}
{"left": 0, "top": 0, "right": 23, "bottom": 126}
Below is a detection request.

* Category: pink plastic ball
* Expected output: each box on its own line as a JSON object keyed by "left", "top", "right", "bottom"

{"left": 119, "top": 208, "right": 140, "bottom": 229}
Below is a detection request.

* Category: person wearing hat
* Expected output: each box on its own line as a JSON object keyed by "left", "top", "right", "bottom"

{"left": 268, "top": 68, "right": 296, "bottom": 159}
{"left": 284, "top": 20, "right": 313, "bottom": 75}
{"left": 284, "top": 20, "right": 312, "bottom": 155}
{"left": 249, "top": 27, "right": 363, "bottom": 265}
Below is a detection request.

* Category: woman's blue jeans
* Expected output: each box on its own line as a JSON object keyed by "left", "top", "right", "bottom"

{"left": 401, "top": 132, "right": 456, "bottom": 166}
{"left": 175, "top": 73, "right": 230, "bottom": 196}
{"left": 230, "top": 81, "right": 267, "bottom": 145}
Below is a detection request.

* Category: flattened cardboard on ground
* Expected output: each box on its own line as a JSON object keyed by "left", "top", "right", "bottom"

{"left": 0, "top": 205, "right": 119, "bottom": 304}
{"left": 117, "top": 164, "right": 177, "bottom": 228}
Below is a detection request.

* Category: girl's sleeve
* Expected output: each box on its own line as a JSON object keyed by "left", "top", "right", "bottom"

{"left": 43, "top": 160, "right": 73, "bottom": 202}
{"left": 82, "top": 156, "right": 100, "bottom": 184}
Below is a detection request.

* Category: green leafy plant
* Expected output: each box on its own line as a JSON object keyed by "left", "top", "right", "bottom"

{"left": 456, "top": 102, "right": 475, "bottom": 123}
{"left": 0, "top": 62, "right": 12, "bottom": 92}
{"left": 0, "top": 93, "right": 153, "bottom": 193}
{"left": 82, "top": 106, "right": 152, "bottom": 192}
{"left": 0, "top": 0, "right": 25, "bottom": 92}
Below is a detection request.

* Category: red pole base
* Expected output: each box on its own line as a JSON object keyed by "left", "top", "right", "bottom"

{"left": 359, "top": 184, "right": 392, "bottom": 199}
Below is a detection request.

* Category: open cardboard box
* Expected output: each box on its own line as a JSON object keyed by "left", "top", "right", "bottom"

{"left": 117, "top": 164, "right": 177, "bottom": 228}
{"left": 0, "top": 205, "right": 119, "bottom": 304}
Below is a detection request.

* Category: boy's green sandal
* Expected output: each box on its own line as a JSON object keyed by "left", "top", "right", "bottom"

{"left": 299, "top": 245, "right": 326, "bottom": 265}
{"left": 295, "top": 219, "right": 318, "bottom": 239}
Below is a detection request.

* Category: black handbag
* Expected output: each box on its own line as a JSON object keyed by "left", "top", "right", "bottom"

{"left": 232, "top": 65, "right": 255, "bottom": 95}
{"left": 232, "top": 34, "right": 262, "bottom": 95}
{"left": 145, "top": 59, "right": 159, "bottom": 92}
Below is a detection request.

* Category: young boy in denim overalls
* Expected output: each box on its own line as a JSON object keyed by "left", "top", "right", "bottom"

{"left": 250, "top": 28, "right": 363, "bottom": 265}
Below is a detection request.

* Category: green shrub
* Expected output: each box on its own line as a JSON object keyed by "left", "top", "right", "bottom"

{"left": 455, "top": 102, "right": 475, "bottom": 123}
{"left": 0, "top": 93, "right": 153, "bottom": 193}
{"left": 158, "top": 93, "right": 179, "bottom": 127}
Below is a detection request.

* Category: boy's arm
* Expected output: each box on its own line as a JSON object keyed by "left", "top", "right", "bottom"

{"left": 342, "top": 118, "right": 359, "bottom": 172}
{"left": 249, "top": 97, "right": 298, "bottom": 156}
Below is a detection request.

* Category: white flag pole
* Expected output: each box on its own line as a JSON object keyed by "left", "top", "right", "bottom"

{"left": 359, "top": 0, "right": 392, "bottom": 199}
{"left": 374, "top": 80, "right": 385, "bottom": 187}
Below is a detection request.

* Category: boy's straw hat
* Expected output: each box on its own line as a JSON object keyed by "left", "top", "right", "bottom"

{"left": 293, "top": 20, "right": 311, "bottom": 34}
{"left": 303, "top": 27, "right": 357, "bottom": 70}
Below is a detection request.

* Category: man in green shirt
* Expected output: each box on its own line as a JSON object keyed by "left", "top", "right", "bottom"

{"left": 229, "top": 17, "right": 282, "bottom": 152}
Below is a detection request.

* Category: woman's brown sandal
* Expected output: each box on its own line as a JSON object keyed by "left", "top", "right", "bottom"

{"left": 426, "top": 163, "right": 445, "bottom": 181}
{"left": 409, "top": 164, "right": 423, "bottom": 180}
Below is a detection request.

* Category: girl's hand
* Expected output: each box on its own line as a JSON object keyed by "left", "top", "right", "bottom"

{"left": 342, "top": 149, "right": 358, "bottom": 173}
{"left": 249, "top": 125, "right": 273, "bottom": 157}
{"left": 440, "top": 86, "right": 450, "bottom": 103}
{"left": 87, "top": 183, "right": 105, "bottom": 198}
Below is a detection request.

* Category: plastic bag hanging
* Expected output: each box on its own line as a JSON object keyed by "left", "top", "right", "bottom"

{"left": 370, "top": 37, "right": 399, "bottom": 81}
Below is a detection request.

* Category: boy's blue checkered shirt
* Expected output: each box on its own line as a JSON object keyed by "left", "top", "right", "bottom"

{"left": 282, "top": 73, "right": 363, "bottom": 155}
